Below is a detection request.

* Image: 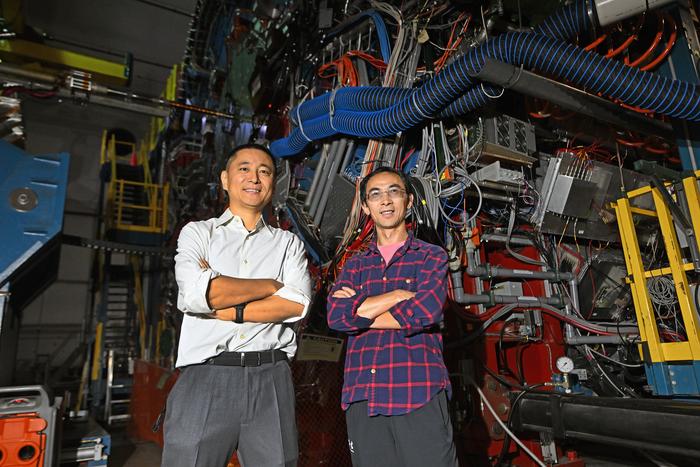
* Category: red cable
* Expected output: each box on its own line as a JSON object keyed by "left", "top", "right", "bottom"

{"left": 626, "top": 12, "right": 664, "bottom": 67}
{"left": 642, "top": 13, "right": 677, "bottom": 71}
{"left": 605, "top": 15, "right": 645, "bottom": 59}
{"left": 584, "top": 34, "right": 607, "bottom": 51}
{"left": 616, "top": 135, "right": 645, "bottom": 148}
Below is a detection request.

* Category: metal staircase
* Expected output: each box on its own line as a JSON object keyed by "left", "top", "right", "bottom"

{"left": 83, "top": 129, "right": 167, "bottom": 423}
{"left": 90, "top": 255, "right": 138, "bottom": 425}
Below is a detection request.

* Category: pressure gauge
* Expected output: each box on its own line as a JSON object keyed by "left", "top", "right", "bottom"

{"left": 556, "top": 356, "right": 575, "bottom": 373}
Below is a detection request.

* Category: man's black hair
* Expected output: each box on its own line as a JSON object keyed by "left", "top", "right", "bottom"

{"left": 224, "top": 143, "right": 276, "bottom": 176}
{"left": 359, "top": 166, "right": 411, "bottom": 202}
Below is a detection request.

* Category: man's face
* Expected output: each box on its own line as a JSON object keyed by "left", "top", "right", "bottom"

{"left": 361, "top": 172, "right": 413, "bottom": 230}
{"left": 220, "top": 148, "right": 275, "bottom": 212}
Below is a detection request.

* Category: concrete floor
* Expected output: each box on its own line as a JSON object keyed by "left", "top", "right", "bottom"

{"left": 120, "top": 441, "right": 163, "bottom": 467}
{"left": 107, "top": 429, "right": 162, "bottom": 467}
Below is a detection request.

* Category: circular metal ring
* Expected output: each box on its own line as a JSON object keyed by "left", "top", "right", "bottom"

{"left": 9, "top": 187, "right": 38, "bottom": 212}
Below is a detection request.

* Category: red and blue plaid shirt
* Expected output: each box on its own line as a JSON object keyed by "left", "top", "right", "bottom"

{"left": 327, "top": 233, "right": 451, "bottom": 416}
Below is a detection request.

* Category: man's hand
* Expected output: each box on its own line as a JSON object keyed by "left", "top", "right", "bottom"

{"left": 211, "top": 308, "right": 235, "bottom": 321}
{"left": 332, "top": 287, "right": 357, "bottom": 298}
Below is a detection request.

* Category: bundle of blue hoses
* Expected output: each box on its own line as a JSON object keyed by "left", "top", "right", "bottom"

{"left": 270, "top": 0, "right": 699, "bottom": 157}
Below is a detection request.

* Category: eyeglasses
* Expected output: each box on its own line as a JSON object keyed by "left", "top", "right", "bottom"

{"left": 366, "top": 187, "right": 407, "bottom": 202}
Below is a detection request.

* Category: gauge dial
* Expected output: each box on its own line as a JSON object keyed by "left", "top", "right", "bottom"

{"left": 556, "top": 356, "right": 575, "bottom": 373}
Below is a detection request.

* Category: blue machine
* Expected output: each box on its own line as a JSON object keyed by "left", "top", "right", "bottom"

{"left": 0, "top": 141, "right": 69, "bottom": 384}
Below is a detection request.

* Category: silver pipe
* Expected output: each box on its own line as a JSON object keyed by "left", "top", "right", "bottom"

{"left": 339, "top": 140, "right": 356, "bottom": 175}
{"left": 314, "top": 138, "right": 348, "bottom": 225}
{"left": 565, "top": 335, "right": 632, "bottom": 344}
{"left": 594, "top": 0, "right": 678, "bottom": 27}
{"left": 56, "top": 90, "right": 169, "bottom": 117}
{"left": 448, "top": 235, "right": 466, "bottom": 304}
{"left": 465, "top": 190, "right": 514, "bottom": 203}
{"left": 457, "top": 293, "right": 563, "bottom": 306}
{"left": 481, "top": 232, "right": 533, "bottom": 245}
{"left": 563, "top": 279, "right": 579, "bottom": 340}
{"left": 304, "top": 143, "right": 329, "bottom": 210}
{"left": 467, "top": 264, "right": 574, "bottom": 282}
{"left": 310, "top": 139, "right": 341, "bottom": 216}
{"left": 0, "top": 63, "right": 59, "bottom": 83}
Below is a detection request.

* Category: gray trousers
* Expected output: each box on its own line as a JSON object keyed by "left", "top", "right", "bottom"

{"left": 161, "top": 360, "right": 298, "bottom": 467}
{"left": 345, "top": 390, "right": 458, "bottom": 467}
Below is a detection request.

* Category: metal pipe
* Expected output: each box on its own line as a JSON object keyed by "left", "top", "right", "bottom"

{"left": 0, "top": 63, "right": 58, "bottom": 84}
{"left": 564, "top": 279, "right": 580, "bottom": 341}
{"left": 594, "top": 0, "right": 678, "bottom": 27}
{"left": 56, "top": 90, "right": 169, "bottom": 118}
{"left": 314, "top": 138, "right": 348, "bottom": 225}
{"left": 450, "top": 270, "right": 466, "bottom": 303}
{"left": 481, "top": 233, "right": 533, "bottom": 246}
{"left": 470, "top": 59, "right": 673, "bottom": 139}
{"left": 467, "top": 264, "right": 574, "bottom": 282}
{"left": 515, "top": 392, "right": 700, "bottom": 458}
{"left": 310, "top": 139, "right": 342, "bottom": 216}
{"left": 448, "top": 234, "right": 466, "bottom": 303}
{"left": 458, "top": 293, "right": 563, "bottom": 306}
{"left": 465, "top": 189, "right": 514, "bottom": 203}
{"left": 339, "top": 139, "right": 356, "bottom": 174}
{"left": 305, "top": 143, "right": 330, "bottom": 210}
{"left": 565, "top": 335, "right": 633, "bottom": 344}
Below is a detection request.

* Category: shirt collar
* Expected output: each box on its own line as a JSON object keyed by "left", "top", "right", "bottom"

{"left": 215, "top": 208, "right": 273, "bottom": 234}
{"left": 365, "top": 231, "right": 419, "bottom": 256}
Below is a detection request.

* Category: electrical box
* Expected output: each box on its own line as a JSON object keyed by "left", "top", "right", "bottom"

{"left": 471, "top": 161, "right": 524, "bottom": 186}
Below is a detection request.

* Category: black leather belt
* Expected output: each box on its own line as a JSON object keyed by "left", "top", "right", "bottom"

{"left": 206, "top": 349, "right": 288, "bottom": 367}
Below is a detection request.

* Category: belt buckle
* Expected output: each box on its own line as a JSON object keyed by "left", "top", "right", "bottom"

{"left": 240, "top": 352, "right": 262, "bottom": 366}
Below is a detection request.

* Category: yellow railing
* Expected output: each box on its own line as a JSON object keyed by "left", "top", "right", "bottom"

{"left": 108, "top": 179, "right": 169, "bottom": 233}
{"left": 101, "top": 129, "right": 168, "bottom": 234}
{"left": 612, "top": 170, "right": 700, "bottom": 364}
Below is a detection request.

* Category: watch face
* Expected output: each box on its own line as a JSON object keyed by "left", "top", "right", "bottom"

{"left": 556, "top": 356, "right": 575, "bottom": 373}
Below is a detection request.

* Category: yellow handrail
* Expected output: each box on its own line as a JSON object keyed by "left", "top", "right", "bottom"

{"left": 101, "top": 128, "right": 168, "bottom": 234}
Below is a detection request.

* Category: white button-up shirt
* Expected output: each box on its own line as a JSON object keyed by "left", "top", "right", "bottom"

{"left": 174, "top": 208, "right": 312, "bottom": 367}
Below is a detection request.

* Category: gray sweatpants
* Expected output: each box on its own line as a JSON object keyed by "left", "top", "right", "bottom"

{"left": 345, "top": 390, "right": 458, "bottom": 467}
{"left": 161, "top": 360, "right": 298, "bottom": 467}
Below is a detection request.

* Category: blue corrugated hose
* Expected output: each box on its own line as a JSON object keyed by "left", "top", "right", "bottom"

{"left": 271, "top": 0, "right": 699, "bottom": 157}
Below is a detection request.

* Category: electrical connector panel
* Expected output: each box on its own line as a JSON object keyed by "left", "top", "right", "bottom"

{"left": 470, "top": 161, "right": 524, "bottom": 186}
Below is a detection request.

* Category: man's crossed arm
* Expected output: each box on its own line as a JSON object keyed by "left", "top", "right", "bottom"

{"left": 200, "top": 259, "right": 304, "bottom": 323}
{"left": 331, "top": 287, "right": 415, "bottom": 329}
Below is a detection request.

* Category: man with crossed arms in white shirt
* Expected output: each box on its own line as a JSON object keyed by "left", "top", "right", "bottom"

{"left": 162, "top": 143, "right": 312, "bottom": 467}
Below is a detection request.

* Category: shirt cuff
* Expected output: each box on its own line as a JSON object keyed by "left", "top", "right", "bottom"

{"left": 389, "top": 303, "right": 418, "bottom": 336}
{"left": 182, "top": 269, "right": 220, "bottom": 314}
{"left": 274, "top": 285, "right": 311, "bottom": 323}
{"left": 346, "top": 290, "right": 374, "bottom": 330}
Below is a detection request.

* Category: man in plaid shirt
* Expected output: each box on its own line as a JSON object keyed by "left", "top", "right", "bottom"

{"left": 327, "top": 167, "right": 458, "bottom": 467}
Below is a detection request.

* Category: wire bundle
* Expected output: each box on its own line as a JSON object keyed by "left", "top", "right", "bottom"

{"left": 271, "top": 0, "right": 700, "bottom": 157}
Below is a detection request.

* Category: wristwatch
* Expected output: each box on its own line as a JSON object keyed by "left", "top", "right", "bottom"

{"left": 234, "top": 302, "right": 247, "bottom": 323}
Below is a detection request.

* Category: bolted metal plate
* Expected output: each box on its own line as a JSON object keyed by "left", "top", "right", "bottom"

{"left": 9, "top": 187, "right": 38, "bottom": 212}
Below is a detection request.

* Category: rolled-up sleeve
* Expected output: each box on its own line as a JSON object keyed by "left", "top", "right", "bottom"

{"left": 174, "top": 222, "right": 218, "bottom": 314}
{"left": 275, "top": 234, "right": 313, "bottom": 323}
{"left": 327, "top": 256, "right": 373, "bottom": 333}
{"left": 389, "top": 248, "right": 447, "bottom": 336}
